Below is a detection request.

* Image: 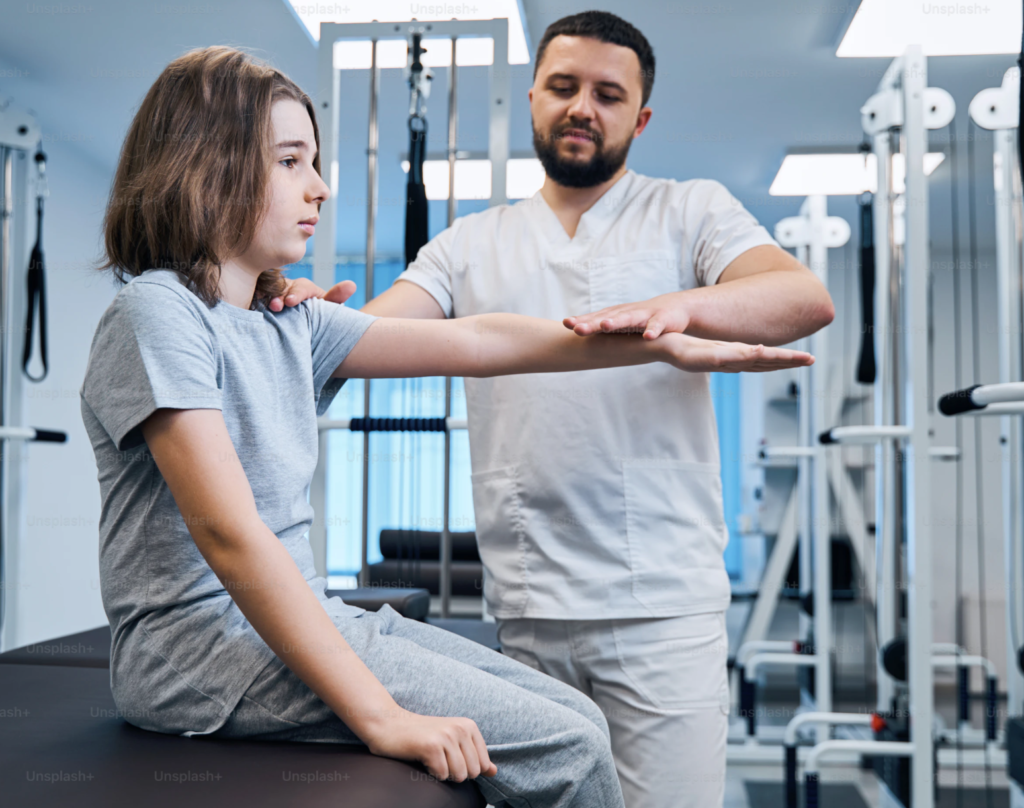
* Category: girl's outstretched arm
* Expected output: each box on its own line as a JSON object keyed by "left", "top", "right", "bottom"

{"left": 335, "top": 313, "right": 813, "bottom": 379}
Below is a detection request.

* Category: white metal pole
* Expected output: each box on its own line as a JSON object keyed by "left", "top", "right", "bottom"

{"left": 440, "top": 38, "right": 458, "bottom": 618}
{"left": 806, "top": 195, "right": 833, "bottom": 741}
{"left": 0, "top": 147, "right": 9, "bottom": 645}
{"left": 902, "top": 46, "right": 935, "bottom": 808}
{"left": 360, "top": 40, "right": 380, "bottom": 587}
{"left": 874, "top": 130, "right": 897, "bottom": 714}
{"left": 309, "top": 24, "right": 343, "bottom": 579}
{"left": 994, "top": 128, "right": 1024, "bottom": 716}
{"left": 797, "top": 243, "right": 813, "bottom": 650}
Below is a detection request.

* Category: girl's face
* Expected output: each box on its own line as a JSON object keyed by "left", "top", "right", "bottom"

{"left": 239, "top": 99, "right": 330, "bottom": 271}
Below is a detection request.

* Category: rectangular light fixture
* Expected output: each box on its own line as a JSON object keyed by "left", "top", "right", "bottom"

{"left": 769, "top": 152, "right": 946, "bottom": 196}
{"left": 400, "top": 157, "right": 544, "bottom": 200}
{"left": 837, "top": 0, "right": 1021, "bottom": 57}
{"left": 286, "top": 0, "right": 531, "bottom": 64}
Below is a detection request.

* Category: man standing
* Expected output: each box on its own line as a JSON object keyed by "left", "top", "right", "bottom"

{"left": 295, "top": 10, "right": 833, "bottom": 807}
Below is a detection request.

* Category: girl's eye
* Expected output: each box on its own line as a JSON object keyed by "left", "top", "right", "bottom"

{"left": 280, "top": 157, "right": 296, "bottom": 168}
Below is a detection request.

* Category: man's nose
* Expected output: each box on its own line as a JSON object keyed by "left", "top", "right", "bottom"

{"left": 565, "top": 89, "right": 596, "bottom": 122}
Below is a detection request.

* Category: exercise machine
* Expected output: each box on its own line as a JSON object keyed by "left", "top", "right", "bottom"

{"left": 312, "top": 19, "right": 512, "bottom": 617}
{"left": 0, "top": 101, "right": 68, "bottom": 651}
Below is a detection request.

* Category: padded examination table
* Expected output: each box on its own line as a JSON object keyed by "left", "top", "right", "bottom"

{"left": 0, "top": 587, "right": 488, "bottom": 807}
{"left": 0, "top": 664, "right": 485, "bottom": 807}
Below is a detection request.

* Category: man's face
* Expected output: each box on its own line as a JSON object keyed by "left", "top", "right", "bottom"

{"left": 529, "top": 35, "right": 651, "bottom": 188}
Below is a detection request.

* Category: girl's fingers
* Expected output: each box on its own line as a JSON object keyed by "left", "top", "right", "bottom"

{"left": 426, "top": 749, "right": 449, "bottom": 782}
{"left": 459, "top": 733, "right": 482, "bottom": 780}
{"left": 472, "top": 731, "right": 496, "bottom": 777}
{"left": 445, "top": 743, "right": 469, "bottom": 783}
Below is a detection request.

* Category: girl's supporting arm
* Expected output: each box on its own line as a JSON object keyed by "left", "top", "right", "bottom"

{"left": 141, "top": 407, "right": 496, "bottom": 783}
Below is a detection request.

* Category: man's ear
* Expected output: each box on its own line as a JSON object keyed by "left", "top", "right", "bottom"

{"left": 634, "top": 107, "right": 652, "bottom": 139}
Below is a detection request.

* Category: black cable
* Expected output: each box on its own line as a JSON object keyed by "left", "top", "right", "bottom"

{"left": 967, "top": 117, "right": 994, "bottom": 808}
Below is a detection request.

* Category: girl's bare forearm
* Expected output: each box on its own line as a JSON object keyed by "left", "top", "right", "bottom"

{"left": 337, "top": 314, "right": 664, "bottom": 379}
{"left": 459, "top": 314, "right": 664, "bottom": 376}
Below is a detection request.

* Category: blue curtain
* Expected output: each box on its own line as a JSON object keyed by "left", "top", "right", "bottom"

{"left": 710, "top": 373, "right": 743, "bottom": 580}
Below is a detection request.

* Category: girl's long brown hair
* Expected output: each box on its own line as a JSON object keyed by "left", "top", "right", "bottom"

{"left": 100, "top": 46, "right": 321, "bottom": 309}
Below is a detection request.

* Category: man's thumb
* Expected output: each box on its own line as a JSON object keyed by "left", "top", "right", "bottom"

{"left": 324, "top": 280, "right": 358, "bottom": 304}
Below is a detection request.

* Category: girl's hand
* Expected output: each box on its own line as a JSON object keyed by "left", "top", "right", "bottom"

{"left": 360, "top": 707, "right": 497, "bottom": 783}
{"left": 267, "top": 278, "right": 358, "bottom": 312}
{"left": 656, "top": 332, "right": 813, "bottom": 373}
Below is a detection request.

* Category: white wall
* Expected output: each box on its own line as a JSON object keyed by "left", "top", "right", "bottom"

{"left": 1, "top": 135, "right": 117, "bottom": 651}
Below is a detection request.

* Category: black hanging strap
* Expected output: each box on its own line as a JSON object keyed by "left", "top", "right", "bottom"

{"left": 854, "top": 191, "right": 875, "bottom": 384}
{"left": 404, "top": 33, "right": 431, "bottom": 269}
{"left": 23, "top": 151, "right": 48, "bottom": 382}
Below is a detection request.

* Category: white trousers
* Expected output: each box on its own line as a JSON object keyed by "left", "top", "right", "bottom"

{"left": 496, "top": 611, "right": 729, "bottom": 808}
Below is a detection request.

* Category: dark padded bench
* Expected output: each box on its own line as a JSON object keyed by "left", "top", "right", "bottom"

{"left": 0, "top": 664, "right": 485, "bottom": 807}
{"left": 330, "top": 586, "right": 431, "bottom": 619}
{"left": 0, "top": 587, "right": 489, "bottom": 807}
{"left": 0, "top": 587, "right": 433, "bottom": 668}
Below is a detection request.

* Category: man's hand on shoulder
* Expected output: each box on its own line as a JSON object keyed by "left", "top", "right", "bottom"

{"left": 267, "top": 277, "right": 358, "bottom": 312}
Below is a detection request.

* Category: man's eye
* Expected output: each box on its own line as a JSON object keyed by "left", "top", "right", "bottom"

{"left": 553, "top": 87, "right": 574, "bottom": 94}
{"left": 599, "top": 94, "right": 620, "bottom": 102}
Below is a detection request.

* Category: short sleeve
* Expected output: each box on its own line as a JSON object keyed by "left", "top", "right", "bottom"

{"left": 686, "top": 180, "right": 778, "bottom": 287}
{"left": 81, "top": 282, "right": 222, "bottom": 452}
{"left": 305, "top": 297, "right": 378, "bottom": 416}
{"left": 394, "top": 223, "right": 458, "bottom": 317}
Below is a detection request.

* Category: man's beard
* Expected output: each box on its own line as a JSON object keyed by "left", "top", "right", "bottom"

{"left": 532, "top": 120, "right": 632, "bottom": 189}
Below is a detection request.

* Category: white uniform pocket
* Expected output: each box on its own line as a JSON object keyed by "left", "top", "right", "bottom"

{"left": 623, "top": 459, "right": 728, "bottom": 612}
{"left": 469, "top": 465, "right": 529, "bottom": 614}
{"left": 587, "top": 250, "right": 679, "bottom": 312}
{"left": 610, "top": 611, "right": 729, "bottom": 711}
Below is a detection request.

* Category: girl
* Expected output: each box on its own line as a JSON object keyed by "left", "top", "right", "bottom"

{"left": 81, "top": 46, "right": 811, "bottom": 808}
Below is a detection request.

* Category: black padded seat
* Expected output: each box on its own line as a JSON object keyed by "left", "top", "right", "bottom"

{"left": 327, "top": 586, "right": 431, "bottom": 620}
{"left": 0, "top": 625, "right": 110, "bottom": 668}
{"left": 0, "top": 664, "right": 486, "bottom": 808}
{"left": 426, "top": 618, "right": 501, "bottom": 652}
{"left": 0, "top": 588, "right": 432, "bottom": 668}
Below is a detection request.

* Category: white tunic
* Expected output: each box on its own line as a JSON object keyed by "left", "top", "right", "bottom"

{"left": 398, "top": 169, "right": 777, "bottom": 619}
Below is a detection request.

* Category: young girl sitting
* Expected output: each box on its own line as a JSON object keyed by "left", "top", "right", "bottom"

{"left": 80, "top": 46, "right": 811, "bottom": 808}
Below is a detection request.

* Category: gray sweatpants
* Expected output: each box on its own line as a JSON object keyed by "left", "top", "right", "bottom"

{"left": 210, "top": 604, "right": 626, "bottom": 808}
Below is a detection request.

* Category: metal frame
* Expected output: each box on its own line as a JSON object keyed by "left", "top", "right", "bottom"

{"left": 311, "top": 19, "right": 512, "bottom": 617}
{"left": 740, "top": 196, "right": 849, "bottom": 744}
{"left": 0, "top": 103, "right": 58, "bottom": 651}
{"left": 837, "top": 46, "right": 937, "bottom": 806}
{"left": 969, "top": 66, "right": 1024, "bottom": 718}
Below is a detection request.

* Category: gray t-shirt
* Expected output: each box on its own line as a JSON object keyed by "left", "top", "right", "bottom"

{"left": 80, "top": 268, "right": 377, "bottom": 736}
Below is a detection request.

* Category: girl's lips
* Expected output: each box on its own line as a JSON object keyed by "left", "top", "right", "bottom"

{"left": 299, "top": 223, "right": 315, "bottom": 236}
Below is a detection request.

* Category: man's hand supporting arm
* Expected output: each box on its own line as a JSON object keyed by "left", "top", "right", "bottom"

{"left": 563, "top": 245, "right": 835, "bottom": 345}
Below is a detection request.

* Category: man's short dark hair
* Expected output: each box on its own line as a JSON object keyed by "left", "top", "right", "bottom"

{"left": 533, "top": 11, "right": 655, "bottom": 107}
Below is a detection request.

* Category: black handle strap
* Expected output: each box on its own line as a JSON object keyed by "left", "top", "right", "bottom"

{"left": 855, "top": 194, "right": 876, "bottom": 384}
{"left": 23, "top": 195, "right": 48, "bottom": 382}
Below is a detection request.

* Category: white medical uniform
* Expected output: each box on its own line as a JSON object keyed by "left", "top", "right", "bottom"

{"left": 398, "top": 169, "right": 777, "bottom": 808}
